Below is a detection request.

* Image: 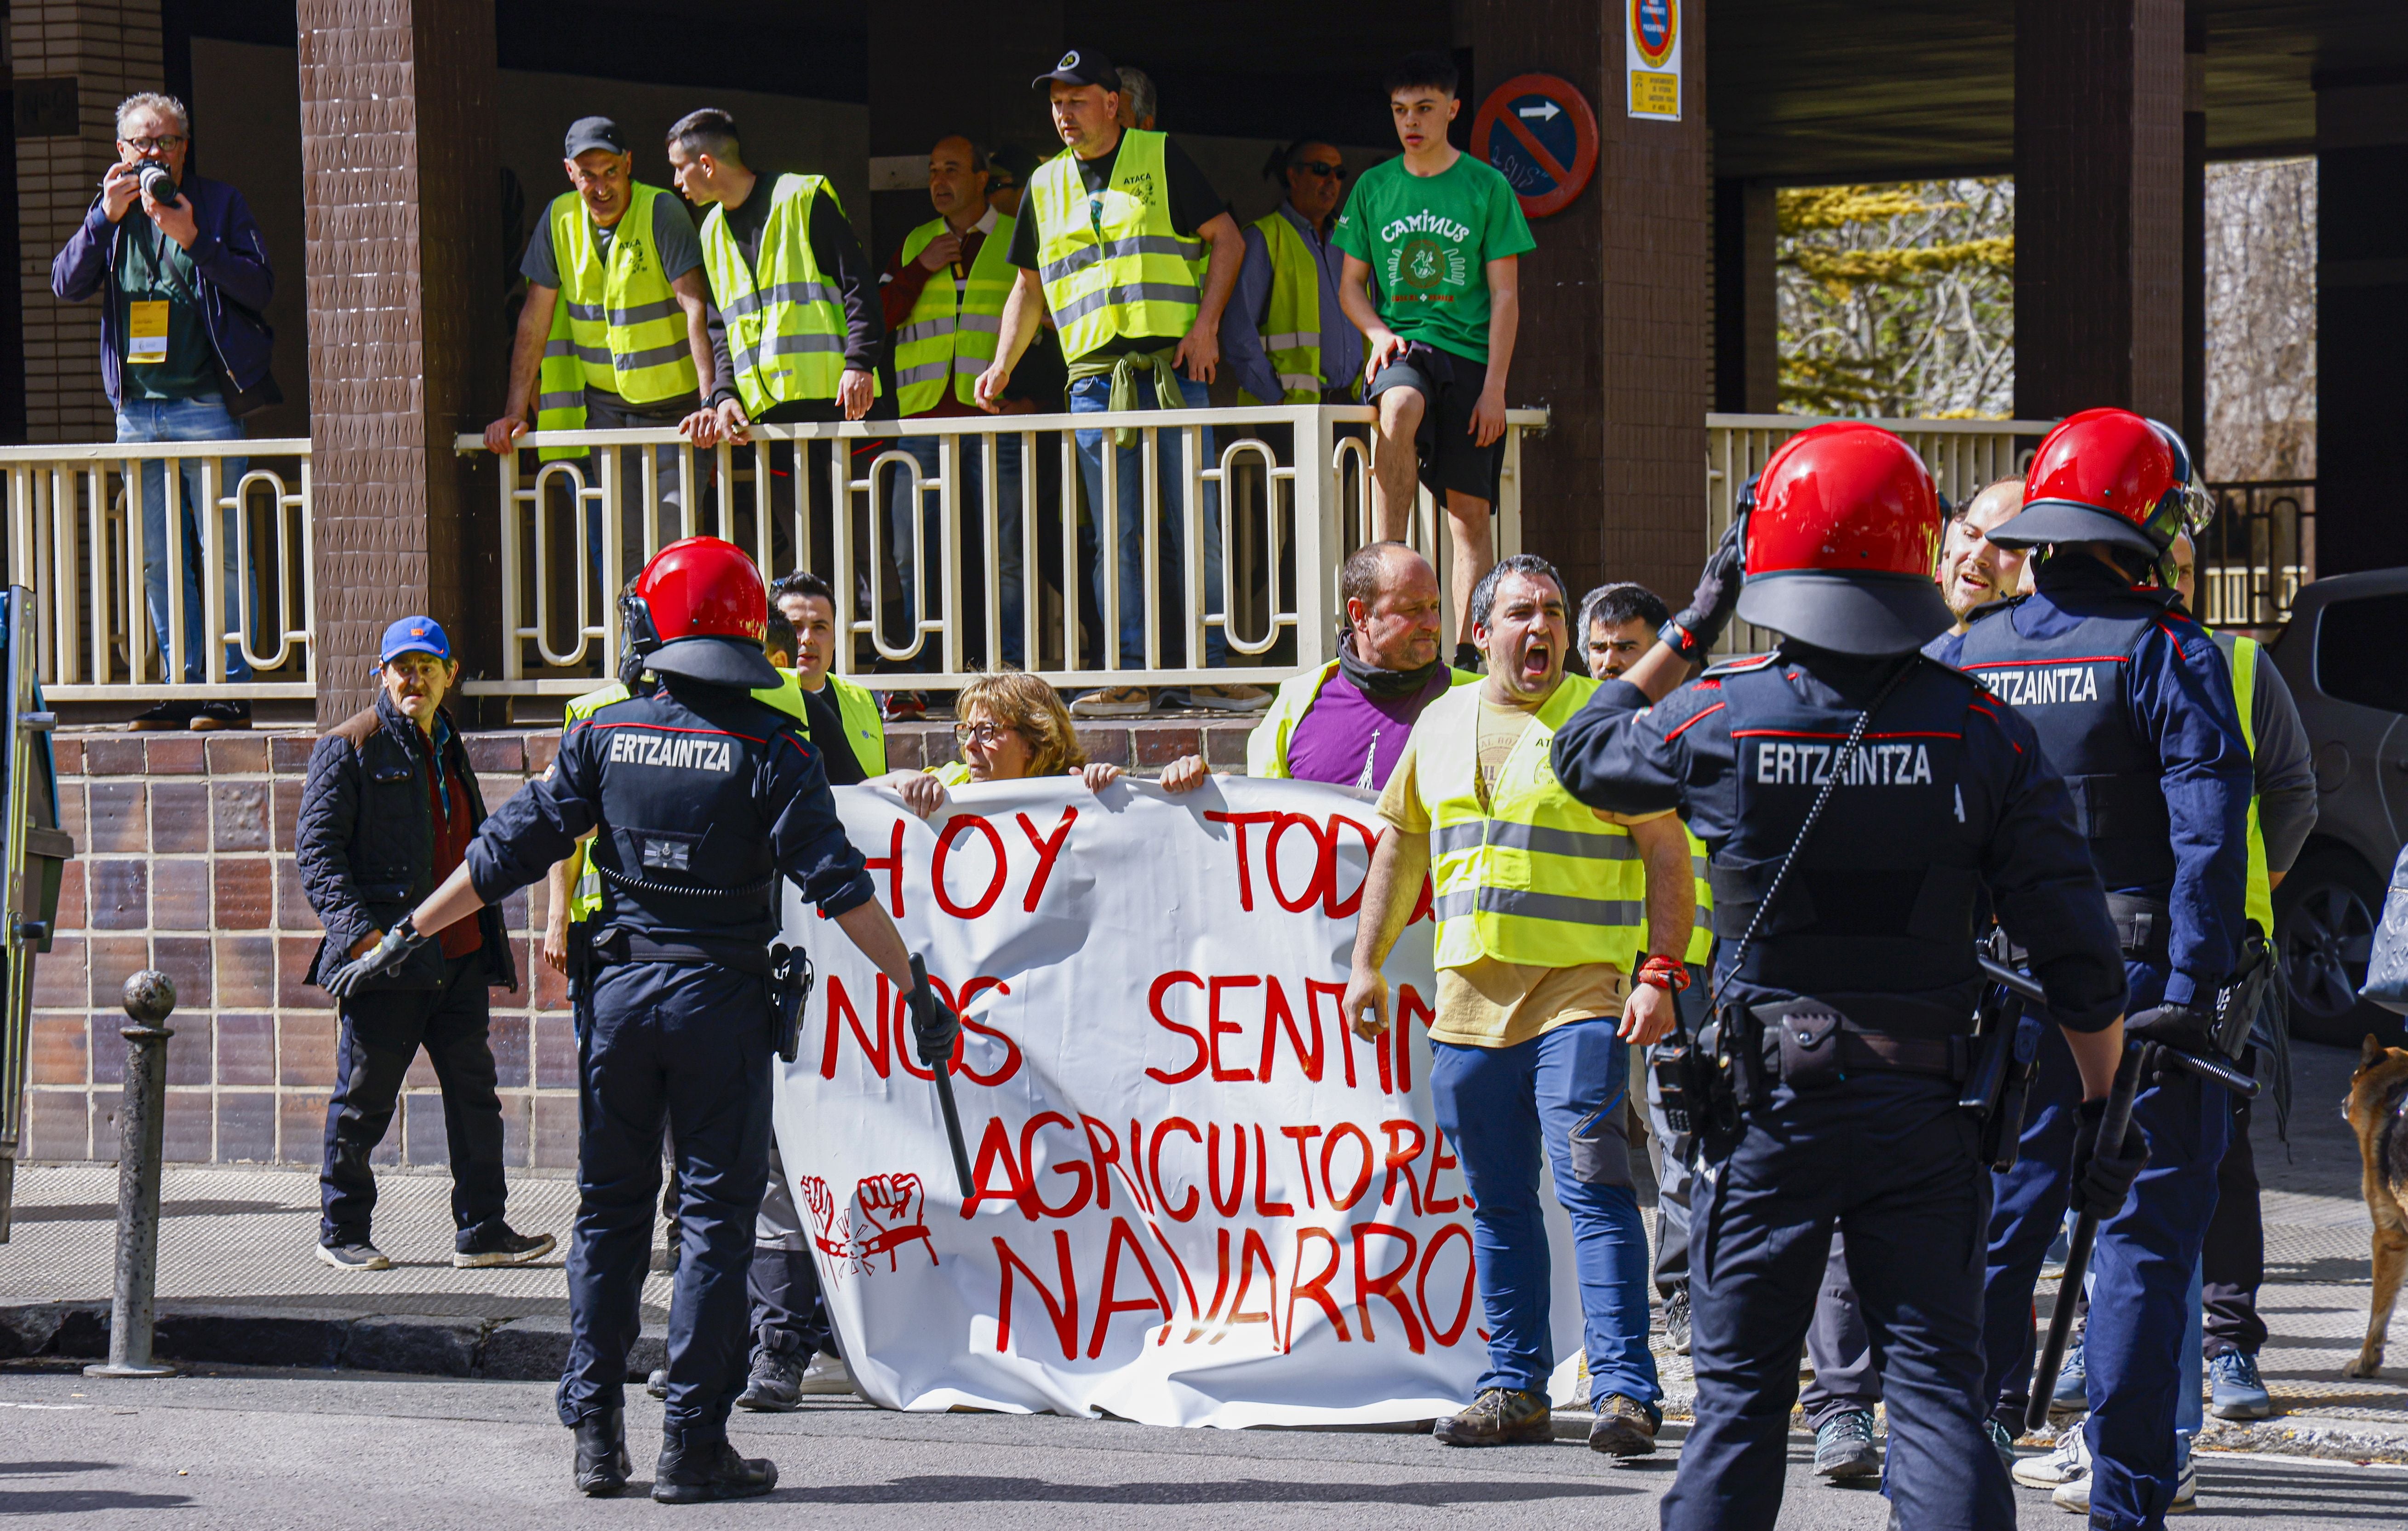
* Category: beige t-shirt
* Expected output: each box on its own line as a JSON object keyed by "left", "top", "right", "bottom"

{"left": 1377, "top": 700, "right": 1662, "bottom": 1049}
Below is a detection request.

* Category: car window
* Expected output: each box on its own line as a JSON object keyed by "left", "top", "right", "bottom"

{"left": 2316, "top": 593, "right": 2408, "bottom": 714}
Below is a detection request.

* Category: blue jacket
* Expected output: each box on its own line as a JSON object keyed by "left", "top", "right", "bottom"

{"left": 50, "top": 174, "right": 278, "bottom": 414}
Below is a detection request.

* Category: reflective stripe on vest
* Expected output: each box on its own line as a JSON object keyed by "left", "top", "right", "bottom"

{"left": 2216, "top": 630, "right": 2275, "bottom": 933}
{"left": 1410, "top": 676, "right": 1646, "bottom": 971}
{"left": 535, "top": 184, "right": 699, "bottom": 461}
{"left": 893, "top": 214, "right": 1017, "bottom": 415}
{"left": 700, "top": 174, "right": 859, "bottom": 416}
{"left": 1028, "top": 131, "right": 1202, "bottom": 363}
{"left": 1253, "top": 210, "right": 1323, "bottom": 402}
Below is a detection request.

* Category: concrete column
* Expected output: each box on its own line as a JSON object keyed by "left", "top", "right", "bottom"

{"left": 10, "top": 0, "right": 169, "bottom": 443}
{"left": 2012, "top": 0, "right": 2185, "bottom": 423}
{"left": 864, "top": 0, "right": 1063, "bottom": 261}
{"left": 1460, "top": 0, "right": 1710, "bottom": 603}
{"left": 2315, "top": 81, "right": 2408, "bottom": 575}
{"left": 1713, "top": 177, "right": 1778, "bottom": 415}
{"left": 296, "top": 0, "right": 504, "bottom": 723}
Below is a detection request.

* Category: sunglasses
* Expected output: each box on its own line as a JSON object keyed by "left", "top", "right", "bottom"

{"left": 1291, "top": 160, "right": 1348, "bottom": 179}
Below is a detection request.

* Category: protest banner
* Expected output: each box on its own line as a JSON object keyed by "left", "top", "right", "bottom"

{"left": 776, "top": 776, "right": 1588, "bottom": 1427}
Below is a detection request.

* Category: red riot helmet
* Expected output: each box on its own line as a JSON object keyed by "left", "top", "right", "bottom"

{"left": 621, "top": 537, "right": 778, "bottom": 689}
{"left": 1985, "top": 407, "right": 2193, "bottom": 559}
{"left": 1733, "top": 421, "right": 1951, "bottom": 656}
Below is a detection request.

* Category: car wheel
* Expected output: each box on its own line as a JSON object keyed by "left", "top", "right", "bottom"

{"left": 2273, "top": 845, "right": 2402, "bottom": 1045}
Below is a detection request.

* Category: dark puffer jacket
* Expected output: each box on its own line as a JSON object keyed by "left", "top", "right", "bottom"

{"left": 297, "top": 690, "right": 518, "bottom": 993}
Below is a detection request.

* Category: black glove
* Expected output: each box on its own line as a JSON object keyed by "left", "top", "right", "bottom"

{"left": 907, "top": 969, "right": 961, "bottom": 1068}
{"left": 2124, "top": 1000, "right": 2216, "bottom": 1053}
{"left": 2067, "top": 1095, "right": 2149, "bottom": 1217}
{"left": 1661, "top": 515, "right": 1746, "bottom": 664}
{"left": 323, "top": 917, "right": 430, "bottom": 1001}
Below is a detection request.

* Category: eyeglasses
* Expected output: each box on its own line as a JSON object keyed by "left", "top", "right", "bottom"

{"left": 1292, "top": 160, "right": 1347, "bottom": 180}
{"left": 120, "top": 135, "right": 186, "bottom": 153}
{"left": 954, "top": 721, "right": 1020, "bottom": 744}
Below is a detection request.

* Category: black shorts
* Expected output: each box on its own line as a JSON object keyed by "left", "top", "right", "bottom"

{"left": 1367, "top": 341, "right": 1506, "bottom": 504}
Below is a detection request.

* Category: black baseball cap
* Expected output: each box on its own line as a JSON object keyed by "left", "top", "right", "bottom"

{"left": 563, "top": 116, "right": 626, "bottom": 158}
{"left": 1032, "top": 48, "right": 1120, "bottom": 91}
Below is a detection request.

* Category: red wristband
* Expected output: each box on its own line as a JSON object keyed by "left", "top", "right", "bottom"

{"left": 1636, "top": 954, "right": 1690, "bottom": 992}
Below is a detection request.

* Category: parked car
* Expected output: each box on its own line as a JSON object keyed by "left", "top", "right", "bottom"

{"left": 2265, "top": 569, "right": 2408, "bottom": 1046}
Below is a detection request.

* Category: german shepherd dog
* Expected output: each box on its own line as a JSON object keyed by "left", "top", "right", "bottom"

{"left": 2345, "top": 1034, "right": 2408, "bottom": 1378}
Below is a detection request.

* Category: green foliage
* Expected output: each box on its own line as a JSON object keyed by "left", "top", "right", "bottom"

{"left": 1776, "top": 180, "right": 2016, "bottom": 419}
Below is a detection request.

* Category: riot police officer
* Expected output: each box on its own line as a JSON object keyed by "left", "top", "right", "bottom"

{"left": 326, "top": 537, "right": 959, "bottom": 1503}
{"left": 1551, "top": 422, "right": 2136, "bottom": 1531}
{"left": 1937, "top": 409, "right": 2254, "bottom": 1526}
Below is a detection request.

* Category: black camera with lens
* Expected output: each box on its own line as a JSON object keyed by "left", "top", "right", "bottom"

{"left": 136, "top": 160, "right": 179, "bottom": 206}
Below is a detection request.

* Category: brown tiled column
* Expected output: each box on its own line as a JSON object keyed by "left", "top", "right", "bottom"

{"left": 297, "top": 0, "right": 504, "bottom": 725}
{"left": 1461, "top": 0, "right": 1710, "bottom": 603}
{"left": 2012, "top": 0, "right": 2185, "bottom": 423}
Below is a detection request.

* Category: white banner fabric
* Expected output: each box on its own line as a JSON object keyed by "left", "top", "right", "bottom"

{"left": 775, "top": 776, "right": 1586, "bottom": 1428}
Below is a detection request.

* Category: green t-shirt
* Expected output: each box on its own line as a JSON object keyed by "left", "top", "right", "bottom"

{"left": 1330, "top": 152, "right": 1535, "bottom": 366}
{"left": 116, "top": 223, "right": 215, "bottom": 400}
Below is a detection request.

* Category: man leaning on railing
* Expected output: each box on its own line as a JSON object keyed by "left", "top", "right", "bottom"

{"left": 51, "top": 91, "right": 279, "bottom": 731}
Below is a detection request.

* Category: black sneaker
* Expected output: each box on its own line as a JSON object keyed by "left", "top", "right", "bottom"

{"left": 129, "top": 700, "right": 199, "bottom": 732}
{"left": 1588, "top": 1393, "right": 1660, "bottom": 1457}
{"left": 645, "top": 1368, "right": 668, "bottom": 1401}
{"left": 652, "top": 1436, "right": 778, "bottom": 1503}
{"left": 189, "top": 699, "right": 252, "bottom": 731}
{"left": 1662, "top": 1287, "right": 1692, "bottom": 1356}
{"left": 737, "top": 1350, "right": 802, "bottom": 1412}
{"left": 573, "top": 1409, "right": 631, "bottom": 1497}
{"left": 455, "top": 1226, "right": 557, "bottom": 1268}
{"left": 1434, "top": 1387, "right": 1551, "bottom": 1446}
{"left": 316, "top": 1240, "right": 391, "bottom": 1271}
{"left": 1813, "top": 1408, "right": 1881, "bottom": 1481}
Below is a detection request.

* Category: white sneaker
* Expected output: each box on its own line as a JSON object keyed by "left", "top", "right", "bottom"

{"left": 2050, "top": 1470, "right": 2091, "bottom": 1514}
{"left": 1070, "top": 686, "right": 1152, "bottom": 718}
{"left": 2170, "top": 1455, "right": 2198, "bottom": 1513}
{"left": 2016, "top": 1424, "right": 2090, "bottom": 1489}
{"left": 795, "top": 1351, "right": 857, "bottom": 1396}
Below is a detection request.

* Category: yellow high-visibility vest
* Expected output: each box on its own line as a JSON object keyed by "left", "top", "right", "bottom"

{"left": 892, "top": 214, "right": 1017, "bottom": 415}
{"left": 2214, "top": 630, "right": 2275, "bottom": 934}
{"left": 700, "top": 174, "right": 860, "bottom": 415}
{"left": 780, "top": 669, "right": 888, "bottom": 777}
{"left": 1246, "top": 659, "right": 1476, "bottom": 783}
{"left": 535, "top": 184, "right": 698, "bottom": 462}
{"left": 1252, "top": 209, "right": 1324, "bottom": 402}
{"left": 1026, "top": 131, "right": 1201, "bottom": 363}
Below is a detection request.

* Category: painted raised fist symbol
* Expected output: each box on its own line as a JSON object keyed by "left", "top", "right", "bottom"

{"left": 851, "top": 1172, "right": 937, "bottom": 1271}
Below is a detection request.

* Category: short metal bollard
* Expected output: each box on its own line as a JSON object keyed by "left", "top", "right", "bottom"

{"left": 86, "top": 971, "right": 179, "bottom": 1379}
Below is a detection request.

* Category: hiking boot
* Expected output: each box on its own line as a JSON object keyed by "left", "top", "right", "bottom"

{"left": 1182, "top": 683, "right": 1270, "bottom": 714}
{"left": 645, "top": 1368, "right": 668, "bottom": 1401}
{"left": 189, "top": 699, "right": 252, "bottom": 731}
{"left": 1813, "top": 1409, "right": 1880, "bottom": 1481}
{"left": 2050, "top": 1329, "right": 2088, "bottom": 1414}
{"left": 572, "top": 1409, "right": 630, "bottom": 1497}
{"left": 454, "top": 1226, "right": 557, "bottom": 1268}
{"left": 316, "top": 1240, "right": 391, "bottom": 1271}
{"left": 1661, "top": 1287, "right": 1691, "bottom": 1356}
{"left": 1434, "top": 1387, "right": 1550, "bottom": 1446}
{"left": 736, "top": 1350, "right": 801, "bottom": 1412}
{"left": 2015, "top": 1425, "right": 2089, "bottom": 1490}
{"left": 1587, "top": 1393, "right": 1659, "bottom": 1457}
{"left": 652, "top": 1436, "right": 777, "bottom": 1504}
{"left": 128, "top": 700, "right": 199, "bottom": 731}
{"left": 2208, "top": 1349, "right": 2273, "bottom": 1419}
{"left": 1069, "top": 685, "right": 1152, "bottom": 718}
{"left": 795, "top": 1351, "right": 858, "bottom": 1396}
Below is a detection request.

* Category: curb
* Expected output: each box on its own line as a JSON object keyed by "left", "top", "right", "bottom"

{"left": 0, "top": 1300, "right": 666, "bottom": 1382}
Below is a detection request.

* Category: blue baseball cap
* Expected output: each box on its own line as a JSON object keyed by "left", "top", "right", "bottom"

{"left": 379, "top": 616, "right": 451, "bottom": 666}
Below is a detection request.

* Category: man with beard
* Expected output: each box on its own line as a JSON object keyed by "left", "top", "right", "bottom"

{"left": 1249, "top": 541, "right": 1474, "bottom": 789}
{"left": 1938, "top": 477, "right": 2030, "bottom": 632}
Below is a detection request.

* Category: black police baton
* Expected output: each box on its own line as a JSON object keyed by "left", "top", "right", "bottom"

{"left": 912, "top": 955, "right": 976, "bottom": 1200}
{"left": 1976, "top": 957, "right": 2261, "bottom": 1100}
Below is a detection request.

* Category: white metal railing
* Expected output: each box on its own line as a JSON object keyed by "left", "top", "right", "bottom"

{"left": 0, "top": 440, "right": 315, "bottom": 701}
{"left": 1706, "top": 413, "right": 2054, "bottom": 654}
{"left": 453, "top": 406, "right": 1544, "bottom": 696}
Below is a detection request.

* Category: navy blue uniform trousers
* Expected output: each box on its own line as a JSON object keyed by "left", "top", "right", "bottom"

{"left": 1663, "top": 1072, "right": 2014, "bottom": 1531}
{"left": 1982, "top": 965, "right": 2227, "bottom": 1530}
{"left": 557, "top": 959, "right": 772, "bottom": 1442}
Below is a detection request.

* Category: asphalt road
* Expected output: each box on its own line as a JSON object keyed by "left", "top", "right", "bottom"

{"left": 2, "top": 1368, "right": 2401, "bottom": 1527}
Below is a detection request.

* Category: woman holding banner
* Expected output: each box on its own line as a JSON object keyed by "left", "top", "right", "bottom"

{"left": 881, "top": 671, "right": 1208, "bottom": 814}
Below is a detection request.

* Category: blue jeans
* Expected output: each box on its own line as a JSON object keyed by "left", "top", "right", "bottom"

{"left": 892, "top": 432, "right": 1024, "bottom": 671}
{"left": 1429, "top": 1018, "right": 1660, "bottom": 1407}
{"left": 1068, "top": 371, "right": 1228, "bottom": 672}
{"left": 115, "top": 394, "right": 254, "bottom": 683}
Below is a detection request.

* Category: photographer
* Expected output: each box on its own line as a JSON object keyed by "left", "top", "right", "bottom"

{"left": 51, "top": 93, "right": 278, "bottom": 730}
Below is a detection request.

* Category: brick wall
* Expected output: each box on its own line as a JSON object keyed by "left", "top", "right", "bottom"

{"left": 11, "top": 0, "right": 169, "bottom": 442}
{"left": 19, "top": 716, "right": 1253, "bottom": 1170}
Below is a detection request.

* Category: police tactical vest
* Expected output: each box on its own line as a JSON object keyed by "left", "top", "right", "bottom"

{"left": 2215, "top": 630, "right": 2275, "bottom": 933}
{"left": 1252, "top": 209, "right": 1323, "bottom": 401}
{"left": 700, "top": 174, "right": 859, "bottom": 416}
{"left": 535, "top": 184, "right": 699, "bottom": 462}
{"left": 1955, "top": 598, "right": 2177, "bottom": 892}
{"left": 893, "top": 214, "right": 1017, "bottom": 415}
{"left": 1028, "top": 131, "right": 1202, "bottom": 363}
{"left": 1708, "top": 656, "right": 1986, "bottom": 1036}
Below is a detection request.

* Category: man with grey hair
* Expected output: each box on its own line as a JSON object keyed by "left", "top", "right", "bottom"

{"left": 1115, "top": 65, "right": 1159, "bottom": 129}
{"left": 53, "top": 92, "right": 278, "bottom": 730}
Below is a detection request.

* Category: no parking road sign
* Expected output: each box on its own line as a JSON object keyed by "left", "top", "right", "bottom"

{"left": 1471, "top": 74, "right": 1598, "bottom": 220}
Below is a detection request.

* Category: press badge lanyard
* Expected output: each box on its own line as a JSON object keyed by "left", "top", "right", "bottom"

{"left": 125, "top": 224, "right": 183, "bottom": 366}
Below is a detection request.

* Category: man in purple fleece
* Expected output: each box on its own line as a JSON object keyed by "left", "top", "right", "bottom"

{"left": 1247, "top": 542, "right": 1476, "bottom": 789}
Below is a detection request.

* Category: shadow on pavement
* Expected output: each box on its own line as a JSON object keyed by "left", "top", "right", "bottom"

{"left": 789, "top": 1474, "right": 1640, "bottom": 1505}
